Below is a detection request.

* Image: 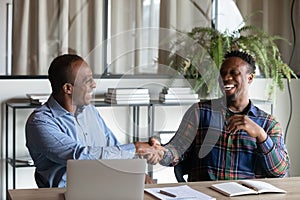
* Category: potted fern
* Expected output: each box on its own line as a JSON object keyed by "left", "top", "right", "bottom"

{"left": 168, "top": 26, "right": 297, "bottom": 99}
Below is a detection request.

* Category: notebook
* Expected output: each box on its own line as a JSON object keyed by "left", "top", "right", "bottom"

{"left": 64, "top": 159, "right": 147, "bottom": 200}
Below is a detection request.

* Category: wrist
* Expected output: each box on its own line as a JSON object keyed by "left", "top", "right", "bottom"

{"left": 134, "top": 141, "right": 150, "bottom": 154}
{"left": 257, "top": 128, "right": 267, "bottom": 143}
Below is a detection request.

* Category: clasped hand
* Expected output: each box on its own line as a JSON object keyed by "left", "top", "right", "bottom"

{"left": 226, "top": 114, "right": 267, "bottom": 142}
{"left": 134, "top": 137, "right": 166, "bottom": 165}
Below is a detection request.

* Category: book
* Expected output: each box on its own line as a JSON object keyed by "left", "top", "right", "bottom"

{"left": 105, "top": 99, "right": 150, "bottom": 105}
{"left": 91, "top": 94, "right": 106, "bottom": 102}
{"left": 26, "top": 93, "right": 50, "bottom": 105}
{"left": 107, "top": 88, "right": 149, "bottom": 95}
{"left": 162, "top": 87, "right": 194, "bottom": 94}
{"left": 210, "top": 180, "right": 287, "bottom": 197}
{"left": 26, "top": 93, "right": 50, "bottom": 100}
{"left": 105, "top": 93, "right": 150, "bottom": 100}
{"left": 160, "top": 99, "right": 199, "bottom": 104}
{"left": 159, "top": 87, "right": 199, "bottom": 104}
{"left": 159, "top": 93, "right": 199, "bottom": 99}
{"left": 145, "top": 185, "right": 216, "bottom": 200}
{"left": 29, "top": 98, "right": 48, "bottom": 105}
{"left": 105, "top": 88, "right": 150, "bottom": 104}
{"left": 8, "top": 156, "right": 34, "bottom": 166}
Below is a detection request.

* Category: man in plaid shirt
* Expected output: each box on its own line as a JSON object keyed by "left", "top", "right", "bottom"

{"left": 159, "top": 50, "right": 290, "bottom": 181}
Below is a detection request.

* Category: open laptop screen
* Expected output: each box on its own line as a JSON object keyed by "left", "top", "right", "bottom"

{"left": 65, "top": 159, "right": 146, "bottom": 200}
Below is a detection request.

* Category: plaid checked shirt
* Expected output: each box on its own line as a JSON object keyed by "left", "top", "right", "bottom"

{"left": 160, "top": 98, "right": 290, "bottom": 181}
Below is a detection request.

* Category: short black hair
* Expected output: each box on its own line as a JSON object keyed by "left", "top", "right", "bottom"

{"left": 48, "top": 54, "right": 83, "bottom": 94}
{"left": 224, "top": 50, "right": 256, "bottom": 74}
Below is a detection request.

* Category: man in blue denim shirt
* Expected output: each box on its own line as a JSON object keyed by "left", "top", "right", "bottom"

{"left": 25, "top": 54, "right": 164, "bottom": 188}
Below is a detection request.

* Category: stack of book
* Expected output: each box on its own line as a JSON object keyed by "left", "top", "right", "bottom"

{"left": 26, "top": 93, "right": 50, "bottom": 105}
{"left": 104, "top": 88, "right": 150, "bottom": 104}
{"left": 91, "top": 94, "right": 106, "bottom": 103}
{"left": 159, "top": 87, "right": 199, "bottom": 104}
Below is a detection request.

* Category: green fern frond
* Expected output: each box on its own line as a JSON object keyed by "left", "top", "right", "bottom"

{"left": 167, "top": 24, "right": 297, "bottom": 97}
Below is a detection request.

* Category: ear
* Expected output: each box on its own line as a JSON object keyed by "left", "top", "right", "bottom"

{"left": 248, "top": 73, "right": 254, "bottom": 84}
{"left": 62, "top": 83, "right": 73, "bottom": 94}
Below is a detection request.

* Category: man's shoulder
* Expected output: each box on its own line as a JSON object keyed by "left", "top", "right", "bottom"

{"left": 249, "top": 103, "right": 279, "bottom": 126}
{"left": 249, "top": 102, "right": 272, "bottom": 117}
{"left": 28, "top": 104, "right": 54, "bottom": 121}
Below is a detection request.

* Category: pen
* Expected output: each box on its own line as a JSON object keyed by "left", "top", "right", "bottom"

{"left": 159, "top": 190, "right": 177, "bottom": 198}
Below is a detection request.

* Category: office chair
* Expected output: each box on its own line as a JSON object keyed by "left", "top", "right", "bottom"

{"left": 173, "top": 159, "right": 190, "bottom": 182}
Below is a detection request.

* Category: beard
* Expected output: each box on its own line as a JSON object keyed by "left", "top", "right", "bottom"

{"left": 226, "top": 91, "right": 238, "bottom": 103}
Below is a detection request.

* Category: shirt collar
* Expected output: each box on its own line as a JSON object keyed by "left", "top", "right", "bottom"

{"left": 47, "top": 95, "right": 87, "bottom": 118}
{"left": 218, "top": 97, "right": 257, "bottom": 117}
{"left": 74, "top": 105, "right": 85, "bottom": 117}
{"left": 248, "top": 100, "right": 258, "bottom": 117}
{"left": 47, "top": 95, "right": 71, "bottom": 118}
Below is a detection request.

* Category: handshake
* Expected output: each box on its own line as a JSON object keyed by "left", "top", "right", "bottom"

{"left": 134, "top": 136, "right": 166, "bottom": 165}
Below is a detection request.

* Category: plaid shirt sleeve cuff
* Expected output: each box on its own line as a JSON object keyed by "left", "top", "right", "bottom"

{"left": 258, "top": 136, "right": 274, "bottom": 154}
{"left": 159, "top": 146, "right": 180, "bottom": 166}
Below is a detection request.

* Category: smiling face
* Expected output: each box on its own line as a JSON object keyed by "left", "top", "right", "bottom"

{"left": 71, "top": 60, "right": 96, "bottom": 106}
{"left": 219, "top": 56, "right": 254, "bottom": 103}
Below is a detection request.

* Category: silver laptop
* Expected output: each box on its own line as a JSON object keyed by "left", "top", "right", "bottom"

{"left": 65, "top": 159, "right": 146, "bottom": 200}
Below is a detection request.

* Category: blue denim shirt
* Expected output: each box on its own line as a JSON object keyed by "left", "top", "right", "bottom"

{"left": 25, "top": 95, "right": 135, "bottom": 188}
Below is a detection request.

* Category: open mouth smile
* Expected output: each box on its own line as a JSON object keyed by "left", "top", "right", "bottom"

{"left": 224, "top": 84, "right": 235, "bottom": 91}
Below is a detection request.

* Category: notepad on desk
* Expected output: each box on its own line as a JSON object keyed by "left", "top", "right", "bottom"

{"left": 145, "top": 185, "right": 216, "bottom": 200}
{"left": 210, "top": 180, "right": 286, "bottom": 197}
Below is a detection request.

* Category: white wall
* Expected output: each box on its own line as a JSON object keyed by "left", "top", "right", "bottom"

{"left": 249, "top": 78, "right": 299, "bottom": 177}
{"left": 1, "top": 77, "right": 300, "bottom": 199}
